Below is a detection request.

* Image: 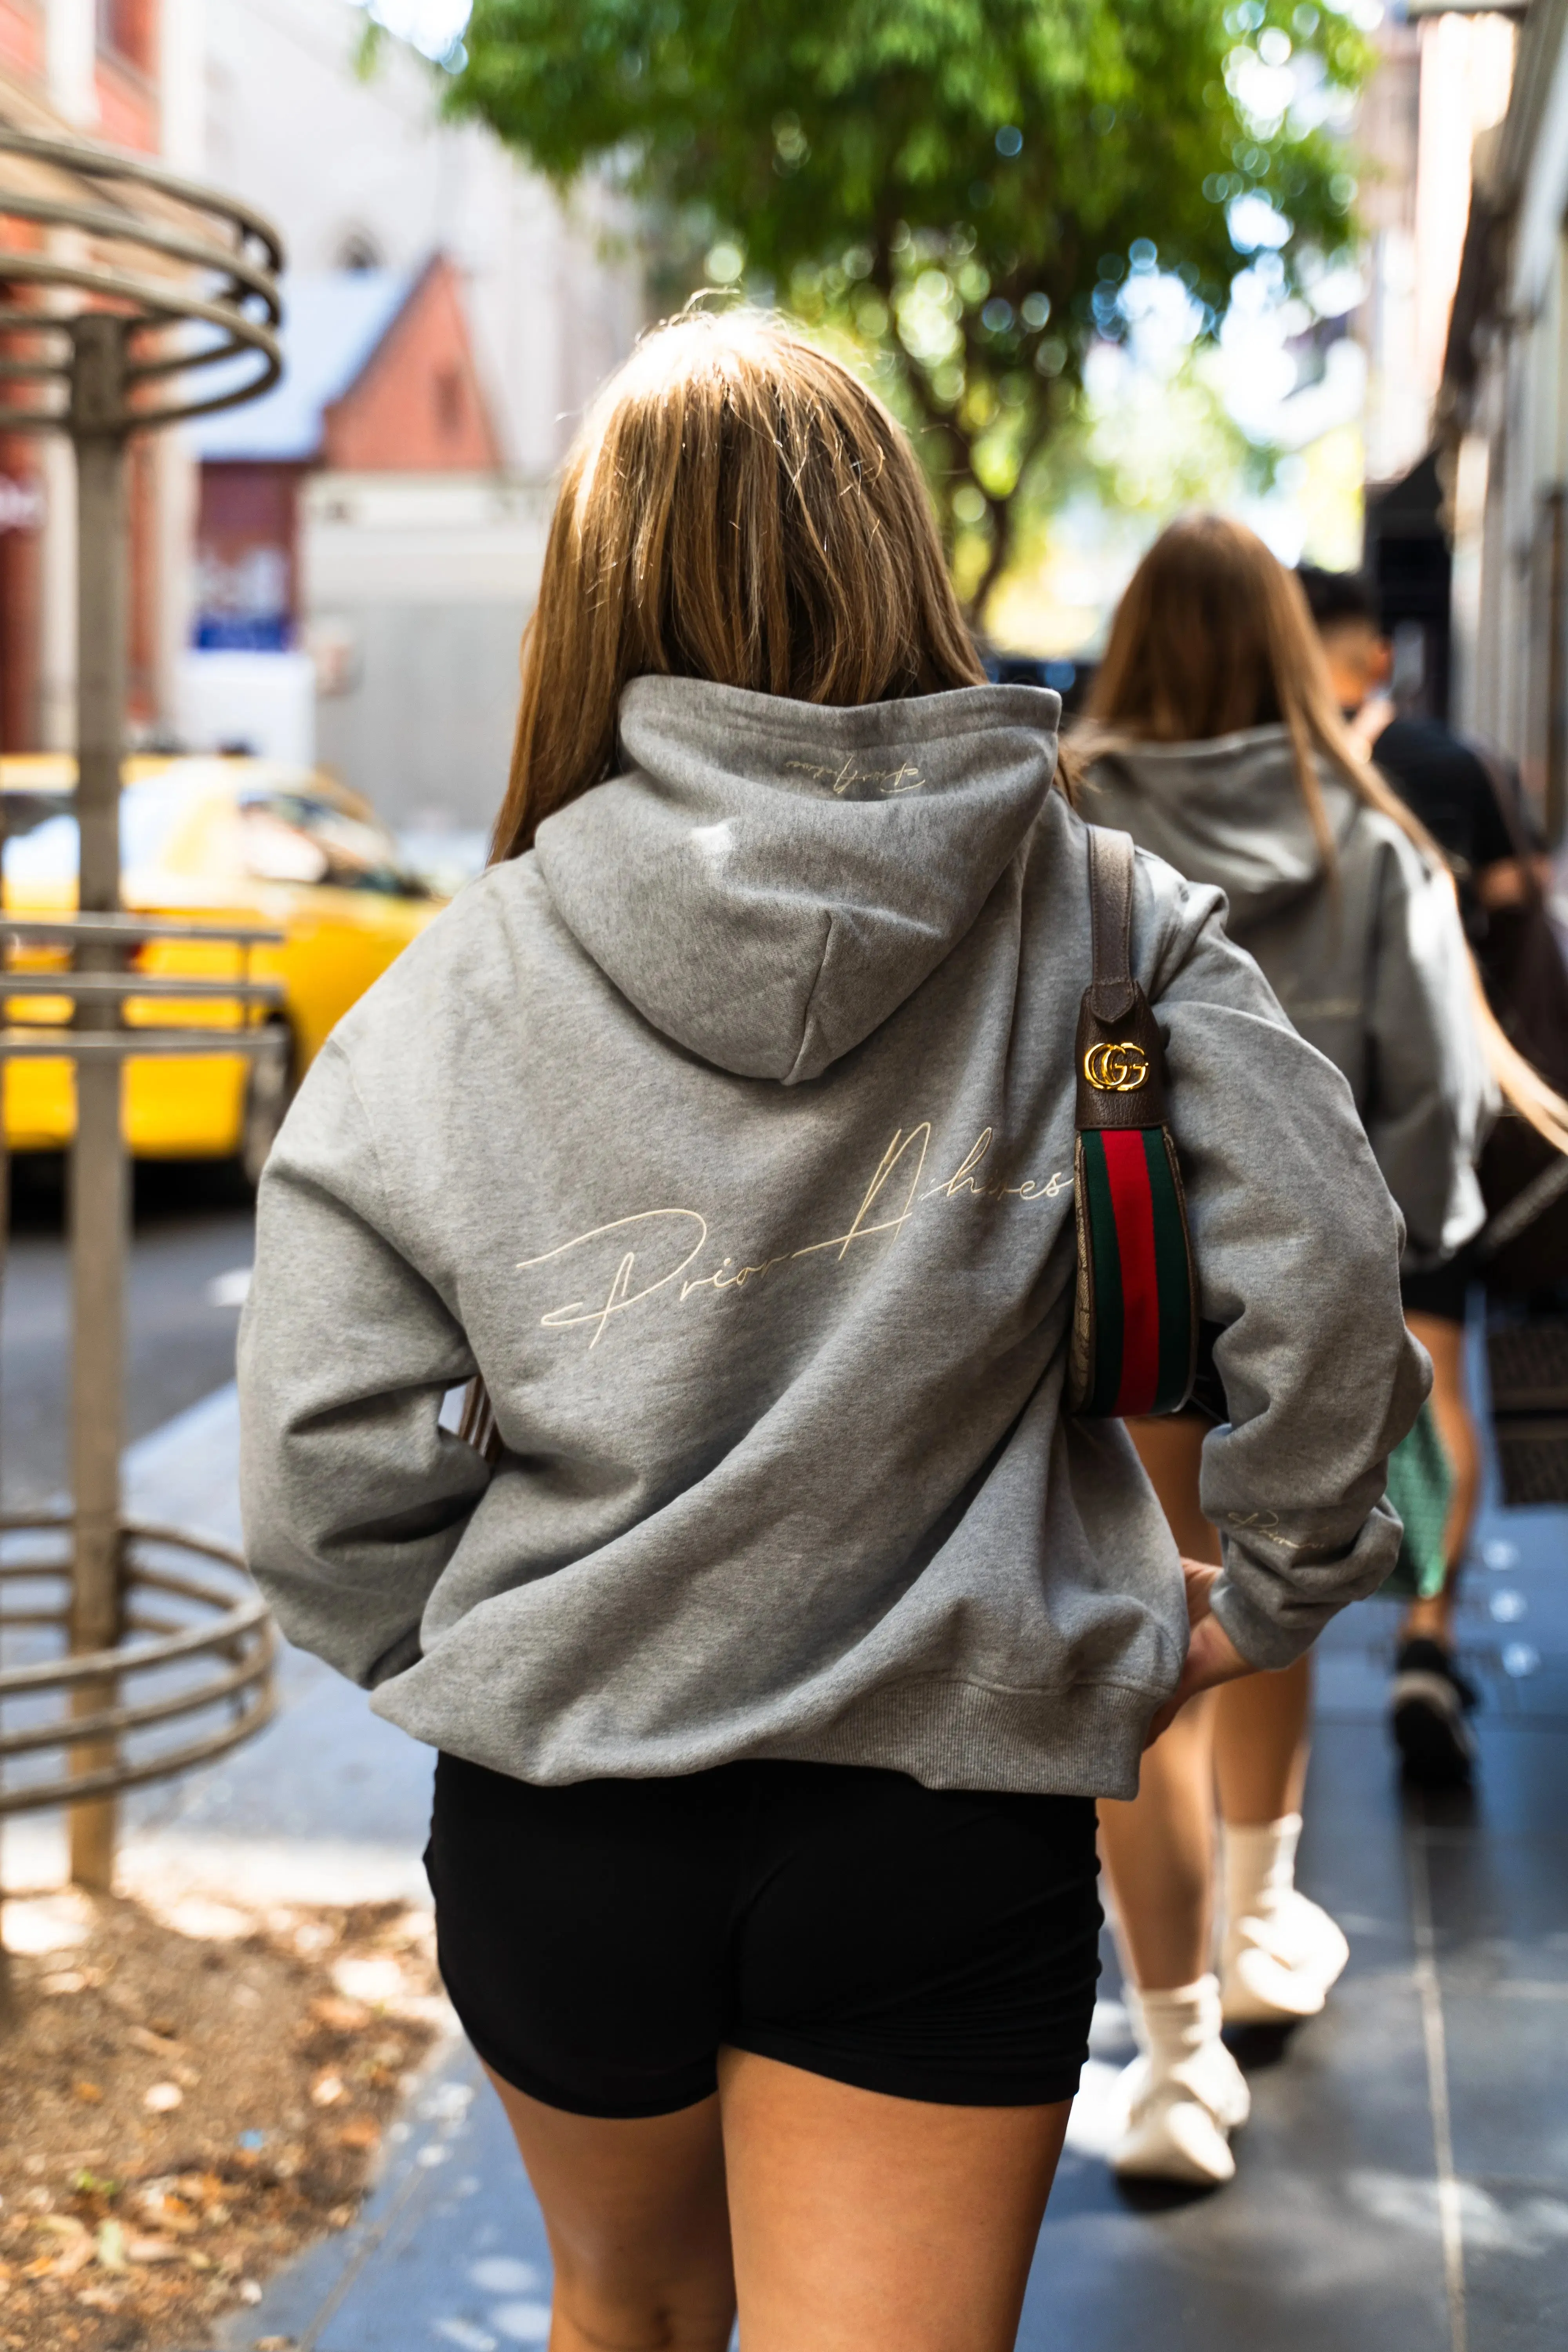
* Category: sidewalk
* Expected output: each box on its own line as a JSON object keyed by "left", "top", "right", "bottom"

{"left": 6, "top": 1384, "right": 1564, "bottom": 2352}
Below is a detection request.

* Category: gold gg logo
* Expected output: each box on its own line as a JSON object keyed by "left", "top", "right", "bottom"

{"left": 1083, "top": 1040, "right": 1150, "bottom": 1093}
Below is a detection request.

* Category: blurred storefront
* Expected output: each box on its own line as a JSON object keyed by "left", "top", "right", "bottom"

{"left": 1443, "top": 0, "right": 1568, "bottom": 841}
{"left": 1353, "top": 4, "right": 1517, "bottom": 725}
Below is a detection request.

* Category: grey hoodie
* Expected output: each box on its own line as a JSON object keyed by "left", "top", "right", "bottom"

{"left": 238, "top": 680, "right": 1426, "bottom": 1802}
{"left": 1079, "top": 727, "right": 1491, "bottom": 1262}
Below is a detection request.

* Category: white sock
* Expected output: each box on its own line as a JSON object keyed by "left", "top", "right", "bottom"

{"left": 1131, "top": 1971, "right": 1225, "bottom": 2063}
{"left": 1222, "top": 1813, "right": 1301, "bottom": 1929}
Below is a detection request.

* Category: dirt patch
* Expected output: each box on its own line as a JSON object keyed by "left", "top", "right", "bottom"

{"left": 0, "top": 1890, "right": 447, "bottom": 2350}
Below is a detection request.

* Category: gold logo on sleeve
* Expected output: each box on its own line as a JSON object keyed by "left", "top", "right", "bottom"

{"left": 1083, "top": 1041, "right": 1150, "bottom": 1093}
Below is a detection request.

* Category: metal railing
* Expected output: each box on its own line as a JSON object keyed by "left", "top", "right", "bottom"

{"left": 0, "top": 1517, "right": 276, "bottom": 1814}
{"left": 0, "top": 916, "right": 288, "bottom": 1898}
{"left": 0, "top": 128, "right": 286, "bottom": 1916}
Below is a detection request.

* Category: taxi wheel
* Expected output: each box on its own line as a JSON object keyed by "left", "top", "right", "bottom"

{"left": 240, "top": 1020, "right": 295, "bottom": 1191}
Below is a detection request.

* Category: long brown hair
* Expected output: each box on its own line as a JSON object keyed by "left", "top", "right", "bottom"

{"left": 1081, "top": 512, "right": 1568, "bottom": 1156}
{"left": 1082, "top": 511, "right": 1423, "bottom": 868}
{"left": 491, "top": 309, "right": 985, "bottom": 860}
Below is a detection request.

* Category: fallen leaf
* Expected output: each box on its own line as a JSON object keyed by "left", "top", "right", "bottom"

{"left": 94, "top": 2220, "right": 128, "bottom": 2272}
{"left": 40, "top": 1971, "right": 87, "bottom": 1996}
{"left": 135, "top": 2190, "right": 199, "bottom": 2236}
{"left": 309, "top": 2070, "right": 346, "bottom": 2107}
{"left": 176, "top": 2171, "right": 230, "bottom": 2205}
{"left": 336, "top": 2117, "right": 380, "bottom": 2152}
{"left": 330, "top": 1956, "right": 402, "bottom": 2005}
{"left": 72, "top": 2080, "right": 104, "bottom": 2104}
{"left": 33, "top": 2216, "right": 93, "bottom": 2278}
{"left": 76, "top": 2285, "right": 125, "bottom": 2312}
{"left": 309, "top": 1995, "right": 370, "bottom": 2033}
{"left": 124, "top": 2236, "right": 182, "bottom": 2264}
{"left": 164, "top": 1897, "right": 254, "bottom": 1942}
{"left": 127, "top": 2024, "right": 181, "bottom": 2057}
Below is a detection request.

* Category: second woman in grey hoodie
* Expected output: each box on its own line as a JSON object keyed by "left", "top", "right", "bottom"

{"left": 1077, "top": 512, "right": 1494, "bottom": 2189}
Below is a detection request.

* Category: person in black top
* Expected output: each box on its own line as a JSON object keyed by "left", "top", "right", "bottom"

{"left": 1297, "top": 566, "right": 1530, "bottom": 1788}
{"left": 1298, "top": 568, "right": 1542, "bottom": 935}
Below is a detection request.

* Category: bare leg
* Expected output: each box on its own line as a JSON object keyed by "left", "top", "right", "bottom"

{"left": 720, "top": 2048, "right": 1069, "bottom": 2352}
{"left": 1098, "top": 1414, "right": 1220, "bottom": 1993}
{"left": 483, "top": 2066, "right": 735, "bottom": 2352}
{"left": 1212, "top": 1654, "right": 1313, "bottom": 1827}
{"left": 1093, "top": 1421, "right": 1247, "bottom": 2187}
{"left": 1098, "top": 1692, "right": 1216, "bottom": 1989}
{"left": 1402, "top": 1311, "right": 1481, "bottom": 1646}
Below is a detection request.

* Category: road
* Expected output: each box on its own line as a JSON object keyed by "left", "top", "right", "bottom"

{"left": 1, "top": 1153, "right": 254, "bottom": 1510}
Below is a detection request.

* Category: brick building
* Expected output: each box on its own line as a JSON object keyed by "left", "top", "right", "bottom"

{"left": 178, "top": 251, "right": 550, "bottom": 823}
{"left": 1, "top": 0, "right": 638, "bottom": 838}
{"left": 0, "top": 0, "right": 191, "bottom": 756}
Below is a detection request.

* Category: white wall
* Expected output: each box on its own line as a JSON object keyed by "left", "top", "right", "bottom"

{"left": 177, "top": 648, "right": 317, "bottom": 763}
{"left": 202, "top": 0, "right": 642, "bottom": 475}
{"left": 301, "top": 470, "right": 552, "bottom": 828}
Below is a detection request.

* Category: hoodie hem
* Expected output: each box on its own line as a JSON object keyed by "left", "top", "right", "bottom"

{"left": 727, "top": 1676, "right": 1159, "bottom": 1802}
{"left": 368, "top": 1673, "right": 1163, "bottom": 1801}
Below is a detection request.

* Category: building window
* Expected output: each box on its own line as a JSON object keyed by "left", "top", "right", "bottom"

{"left": 337, "top": 231, "right": 383, "bottom": 274}
{"left": 435, "top": 367, "right": 465, "bottom": 439}
{"left": 97, "top": 0, "right": 154, "bottom": 73}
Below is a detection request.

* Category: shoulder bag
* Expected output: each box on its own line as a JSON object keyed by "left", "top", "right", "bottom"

{"left": 1067, "top": 826, "right": 1199, "bottom": 1417}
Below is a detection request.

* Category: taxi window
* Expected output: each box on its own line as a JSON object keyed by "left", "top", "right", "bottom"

{"left": 1, "top": 775, "right": 206, "bottom": 885}
{"left": 236, "top": 791, "right": 427, "bottom": 897}
{"left": 1, "top": 777, "right": 429, "bottom": 899}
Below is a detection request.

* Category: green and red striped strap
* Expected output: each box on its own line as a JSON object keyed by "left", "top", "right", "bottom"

{"left": 1076, "top": 1125, "right": 1194, "bottom": 1418}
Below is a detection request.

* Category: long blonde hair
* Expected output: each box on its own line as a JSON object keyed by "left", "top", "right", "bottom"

{"left": 490, "top": 310, "right": 985, "bottom": 860}
{"left": 1080, "top": 513, "right": 1568, "bottom": 1155}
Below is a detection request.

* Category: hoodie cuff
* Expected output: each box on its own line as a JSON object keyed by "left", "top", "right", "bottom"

{"left": 1207, "top": 1575, "right": 1324, "bottom": 1673}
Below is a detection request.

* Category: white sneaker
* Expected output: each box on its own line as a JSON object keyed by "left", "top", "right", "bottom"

{"left": 1220, "top": 1815, "right": 1349, "bottom": 2027}
{"left": 1110, "top": 1976, "right": 1250, "bottom": 2188}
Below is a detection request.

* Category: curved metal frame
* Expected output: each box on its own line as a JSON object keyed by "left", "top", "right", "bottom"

{"left": 0, "top": 1516, "right": 276, "bottom": 1816}
{"left": 0, "top": 126, "right": 283, "bottom": 432}
{"left": 0, "top": 129, "right": 286, "bottom": 1876}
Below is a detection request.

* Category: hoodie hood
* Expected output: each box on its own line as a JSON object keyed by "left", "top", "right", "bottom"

{"left": 1079, "top": 725, "right": 1360, "bottom": 927}
{"left": 534, "top": 675, "right": 1060, "bottom": 1083}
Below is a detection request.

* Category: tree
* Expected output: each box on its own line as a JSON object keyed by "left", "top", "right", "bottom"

{"left": 449, "top": 0, "right": 1367, "bottom": 622}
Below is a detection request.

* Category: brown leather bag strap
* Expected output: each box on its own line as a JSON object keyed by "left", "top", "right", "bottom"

{"left": 1087, "top": 824, "right": 1136, "bottom": 1022}
{"left": 1075, "top": 827, "right": 1168, "bottom": 1128}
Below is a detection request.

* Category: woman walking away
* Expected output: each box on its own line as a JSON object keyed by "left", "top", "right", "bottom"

{"left": 1077, "top": 513, "right": 1548, "bottom": 2189}
{"left": 239, "top": 322, "right": 1423, "bottom": 2352}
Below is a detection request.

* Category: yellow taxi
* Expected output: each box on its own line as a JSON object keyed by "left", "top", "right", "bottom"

{"left": 2, "top": 754, "right": 444, "bottom": 1180}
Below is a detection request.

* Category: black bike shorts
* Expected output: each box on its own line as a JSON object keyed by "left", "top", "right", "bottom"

{"left": 425, "top": 1752, "right": 1101, "bottom": 2118}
